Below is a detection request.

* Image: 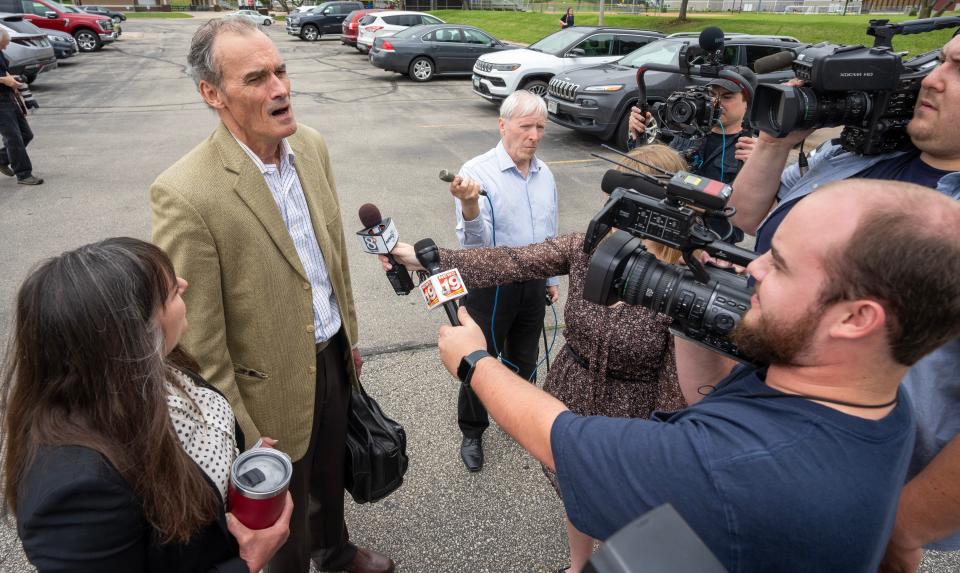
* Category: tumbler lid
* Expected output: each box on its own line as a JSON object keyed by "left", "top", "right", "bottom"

{"left": 231, "top": 448, "right": 292, "bottom": 499}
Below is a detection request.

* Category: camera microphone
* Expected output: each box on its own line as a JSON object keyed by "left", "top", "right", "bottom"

{"left": 601, "top": 170, "right": 667, "bottom": 200}
{"left": 698, "top": 27, "right": 724, "bottom": 52}
{"left": 753, "top": 50, "right": 796, "bottom": 75}
{"left": 414, "top": 238, "right": 467, "bottom": 326}
{"left": 357, "top": 204, "right": 415, "bottom": 295}
{"left": 439, "top": 169, "right": 488, "bottom": 196}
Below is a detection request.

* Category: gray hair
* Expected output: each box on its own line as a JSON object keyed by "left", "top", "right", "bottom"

{"left": 187, "top": 16, "right": 260, "bottom": 87}
{"left": 499, "top": 90, "right": 547, "bottom": 121}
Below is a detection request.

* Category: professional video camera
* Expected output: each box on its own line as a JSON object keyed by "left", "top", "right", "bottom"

{"left": 751, "top": 16, "right": 960, "bottom": 155}
{"left": 637, "top": 27, "right": 755, "bottom": 144}
{"left": 581, "top": 161, "right": 757, "bottom": 362}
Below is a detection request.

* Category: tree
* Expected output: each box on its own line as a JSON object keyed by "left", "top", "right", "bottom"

{"left": 916, "top": 0, "right": 935, "bottom": 18}
{"left": 678, "top": 0, "right": 689, "bottom": 19}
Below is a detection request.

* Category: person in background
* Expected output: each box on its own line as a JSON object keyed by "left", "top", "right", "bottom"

{"left": 1, "top": 237, "right": 292, "bottom": 573}
{"left": 447, "top": 90, "right": 559, "bottom": 472}
{"left": 559, "top": 7, "right": 574, "bottom": 29}
{"left": 0, "top": 28, "right": 41, "bottom": 185}
{"left": 385, "top": 146, "right": 689, "bottom": 572}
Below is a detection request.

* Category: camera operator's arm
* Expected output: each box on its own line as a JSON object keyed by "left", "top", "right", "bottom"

{"left": 439, "top": 307, "right": 568, "bottom": 469}
{"left": 674, "top": 336, "right": 737, "bottom": 405}
{"left": 729, "top": 129, "right": 811, "bottom": 234}
{"left": 880, "top": 436, "right": 960, "bottom": 573}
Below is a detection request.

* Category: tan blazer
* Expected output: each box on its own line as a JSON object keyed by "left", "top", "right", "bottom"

{"left": 151, "top": 122, "right": 358, "bottom": 461}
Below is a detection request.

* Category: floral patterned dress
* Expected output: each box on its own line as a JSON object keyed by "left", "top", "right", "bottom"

{"left": 440, "top": 233, "right": 687, "bottom": 496}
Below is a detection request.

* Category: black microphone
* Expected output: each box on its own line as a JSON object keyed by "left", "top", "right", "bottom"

{"left": 698, "top": 27, "right": 724, "bottom": 52}
{"left": 752, "top": 50, "right": 796, "bottom": 74}
{"left": 601, "top": 170, "right": 667, "bottom": 200}
{"left": 358, "top": 204, "right": 415, "bottom": 295}
{"left": 414, "top": 238, "right": 461, "bottom": 326}
{"left": 440, "top": 169, "right": 488, "bottom": 196}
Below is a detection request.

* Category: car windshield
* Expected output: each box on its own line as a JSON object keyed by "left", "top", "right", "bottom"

{"left": 392, "top": 26, "right": 423, "bottom": 39}
{"left": 1, "top": 18, "right": 41, "bottom": 33}
{"left": 619, "top": 39, "right": 685, "bottom": 68}
{"left": 527, "top": 28, "right": 584, "bottom": 55}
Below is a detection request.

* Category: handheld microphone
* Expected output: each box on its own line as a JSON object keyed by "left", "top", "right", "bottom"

{"left": 439, "top": 169, "right": 488, "bottom": 196}
{"left": 357, "top": 204, "right": 415, "bottom": 295}
{"left": 414, "top": 238, "right": 467, "bottom": 326}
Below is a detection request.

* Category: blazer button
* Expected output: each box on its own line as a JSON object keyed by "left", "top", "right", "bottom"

{"left": 306, "top": 324, "right": 315, "bottom": 333}
{"left": 308, "top": 365, "right": 317, "bottom": 374}
{"left": 302, "top": 282, "right": 310, "bottom": 290}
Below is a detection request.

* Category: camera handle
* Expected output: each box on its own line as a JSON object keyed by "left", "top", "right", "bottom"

{"left": 680, "top": 222, "right": 757, "bottom": 285}
{"left": 868, "top": 16, "right": 960, "bottom": 49}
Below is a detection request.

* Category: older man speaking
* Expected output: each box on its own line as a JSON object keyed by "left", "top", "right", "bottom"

{"left": 150, "top": 16, "right": 394, "bottom": 573}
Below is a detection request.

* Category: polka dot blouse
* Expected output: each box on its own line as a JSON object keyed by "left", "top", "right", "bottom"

{"left": 166, "top": 369, "right": 239, "bottom": 501}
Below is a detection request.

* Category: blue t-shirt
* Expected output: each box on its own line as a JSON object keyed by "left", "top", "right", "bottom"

{"left": 551, "top": 366, "right": 915, "bottom": 572}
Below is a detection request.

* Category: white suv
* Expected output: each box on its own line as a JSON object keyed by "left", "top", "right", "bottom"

{"left": 472, "top": 27, "right": 662, "bottom": 102}
{"left": 356, "top": 11, "right": 443, "bottom": 54}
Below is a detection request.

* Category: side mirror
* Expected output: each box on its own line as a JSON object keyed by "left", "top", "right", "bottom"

{"left": 569, "top": 48, "right": 585, "bottom": 57}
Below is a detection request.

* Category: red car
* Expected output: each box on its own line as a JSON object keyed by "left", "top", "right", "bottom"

{"left": 341, "top": 8, "right": 382, "bottom": 48}
{"left": 20, "top": 0, "right": 115, "bottom": 52}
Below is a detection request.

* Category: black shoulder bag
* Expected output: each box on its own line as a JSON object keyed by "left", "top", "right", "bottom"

{"left": 343, "top": 382, "right": 408, "bottom": 504}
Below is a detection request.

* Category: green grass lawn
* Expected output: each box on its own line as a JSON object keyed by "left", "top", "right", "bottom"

{"left": 429, "top": 10, "right": 955, "bottom": 55}
{"left": 123, "top": 11, "right": 194, "bottom": 18}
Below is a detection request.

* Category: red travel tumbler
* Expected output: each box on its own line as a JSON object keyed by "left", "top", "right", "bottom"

{"left": 228, "top": 447, "right": 293, "bottom": 530}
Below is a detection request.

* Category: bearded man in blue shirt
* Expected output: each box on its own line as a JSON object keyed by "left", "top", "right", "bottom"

{"left": 447, "top": 90, "right": 559, "bottom": 472}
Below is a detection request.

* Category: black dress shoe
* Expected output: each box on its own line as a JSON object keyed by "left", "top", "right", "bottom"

{"left": 460, "top": 436, "right": 483, "bottom": 472}
{"left": 343, "top": 547, "right": 395, "bottom": 573}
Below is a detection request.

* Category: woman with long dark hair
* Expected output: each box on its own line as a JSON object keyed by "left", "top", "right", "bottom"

{"left": 383, "top": 145, "right": 691, "bottom": 573}
{"left": 1, "top": 237, "right": 292, "bottom": 572}
{"left": 559, "top": 7, "right": 574, "bottom": 29}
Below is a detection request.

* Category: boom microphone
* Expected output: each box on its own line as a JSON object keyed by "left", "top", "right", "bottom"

{"left": 752, "top": 50, "right": 797, "bottom": 75}
{"left": 357, "top": 204, "right": 415, "bottom": 295}
{"left": 601, "top": 170, "right": 668, "bottom": 200}
{"left": 414, "top": 238, "right": 467, "bottom": 326}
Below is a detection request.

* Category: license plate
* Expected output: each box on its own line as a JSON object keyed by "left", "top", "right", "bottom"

{"left": 472, "top": 75, "right": 480, "bottom": 89}
{"left": 547, "top": 99, "right": 558, "bottom": 114}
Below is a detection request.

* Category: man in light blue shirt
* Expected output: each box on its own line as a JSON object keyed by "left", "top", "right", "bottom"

{"left": 447, "top": 90, "right": 559, "bottom": 472}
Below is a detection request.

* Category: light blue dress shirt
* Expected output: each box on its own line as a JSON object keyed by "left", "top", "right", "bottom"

{"left": 455, "top": 141, "right": 559, "bottom": 286}
{"left": 234, "top": 136, "right": 343, "bottom": 344}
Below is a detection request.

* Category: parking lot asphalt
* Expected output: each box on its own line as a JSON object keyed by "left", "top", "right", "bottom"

{"left": 0, "top": 16, "right": 957, "bottom": 573}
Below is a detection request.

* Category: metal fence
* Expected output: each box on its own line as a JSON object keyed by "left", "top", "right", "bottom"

{"left": 518, "top": 0, "right": 869, "bottom": 12}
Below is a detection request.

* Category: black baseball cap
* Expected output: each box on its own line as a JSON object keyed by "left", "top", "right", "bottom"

{"left": 706, "top": 66, "right": 758, "bottom": 95}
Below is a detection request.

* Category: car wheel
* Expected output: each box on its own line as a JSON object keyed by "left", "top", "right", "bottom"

{"left": 263, "top": 18, "right": 272, "bottom": 26}
{"left": 522, "top": 79, "right": 549, "bottom": 97}
{"left": 409, "top": 57, "right": 434, "bottom": 82}
{"left": 74, "top": 29, "right": 101, "bottom": 52}
{"left": 301, "top": 24, "right": 319, "bottom": 41}
{"left": 614, "top": 106, "right": 658, "bottom": 151}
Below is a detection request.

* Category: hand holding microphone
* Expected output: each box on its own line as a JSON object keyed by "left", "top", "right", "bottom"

{"left": 378, "top": 242, "right": 422, "bottom": 273}
{"left": 357, "top": 203, "right": 415, "bottom": 295}
{"left": 414, "top": 238, "right": 467, "bottom": 326}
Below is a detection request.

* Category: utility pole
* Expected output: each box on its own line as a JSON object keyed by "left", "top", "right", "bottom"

{"left": 599, "top": 0, "right": 605, "bottom": 25}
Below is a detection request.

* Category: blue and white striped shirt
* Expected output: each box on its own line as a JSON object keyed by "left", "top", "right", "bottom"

{"left": 235, "top": 136, "right": 342, "bottom": 344}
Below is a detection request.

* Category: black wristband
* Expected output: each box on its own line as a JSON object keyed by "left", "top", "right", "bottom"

{"left": 457, "top": 350, "right": 491, "bottom": 388}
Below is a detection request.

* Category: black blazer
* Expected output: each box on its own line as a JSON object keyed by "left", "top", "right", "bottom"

{"left": 16, "top": 373, "right": 248, "bottom": 573}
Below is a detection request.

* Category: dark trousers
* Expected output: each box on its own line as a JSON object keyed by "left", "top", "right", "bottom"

{"left": 267, "top": 333, "right": 357, "bottom": 573}
{"left": 458, "top": 280, "right": 546, "bottom": 438}
{"left": 0, "top": 104, "right": 32, "bottom": 179}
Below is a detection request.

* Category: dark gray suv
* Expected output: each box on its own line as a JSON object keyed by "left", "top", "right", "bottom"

{"left": 286, "top": 1, "right": 362, "bottom": 41}
{"left": 545, "top": 34, "right": 802, "bottom": 150}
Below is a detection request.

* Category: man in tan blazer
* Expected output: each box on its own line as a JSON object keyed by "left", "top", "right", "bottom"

{"left": 151, "top": 17, "right": 394, "bottom": 573}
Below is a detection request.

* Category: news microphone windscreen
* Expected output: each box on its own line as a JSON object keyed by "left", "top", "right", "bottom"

{"left": 752, "top": 50, "right": 796, "bottom": 75}
{"left": 358, "top": 203, "right": 383, "bottom": 229}
{"left": 601, "top": 170, "right": 667, "bottom": 200}
{"left": 439, "top": 169, "right": 456, "bottom": 183}
{"left": 698, "top": 27, "right": 724, "bottom": 52}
